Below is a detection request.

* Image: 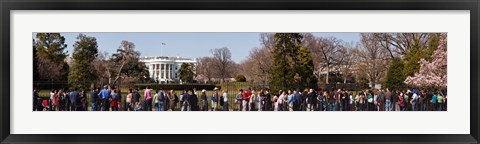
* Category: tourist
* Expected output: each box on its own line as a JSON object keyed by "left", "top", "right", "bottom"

{"left": 53, "top": 90, "right": 59, "bottom": 111}
{"left": 111, "top": 89, "right": 119, "bottom": 111}
{"left": 132, "top": 88, "right": 141, "bottom": 109}
{"left": 181, "top": 90, "right": 190, "bottom": 111}
{"left": 49, "top": 90, "right": 55, "bottom": 111}
{"left": 249, "top": 90, "right": 256, "bottom": 111}
{"left": 125, "top": 89, "right": 132, "bottom": 111}
{"left": 33, "top": 88, "right": 39, "bottom": 111}
{"left": 68, "top": 88, "right": 79, "bottom": 111}
{"left": 242, "top": 88, "right": 251, "bottom": 111}
{"left": 431, "top": 92, "right": 438, "bottom": 111}
{"left": 171, "top": 90, "right": 179, "bottom": 111}
{"left": 265, "top": 89, "right": 272, "bottom": 111}
{"left": 58, "top": 88, "right": 66, "bottom": 111}
{"left": 235, "top": 89, "right": 243, "bottom": 111}
{"left": 367, "top": 90, "right": 374, "bottom": 111}
{"left": 153, "top": 90, "right": 160, "bottom": 111}
{"left": 319, "top": 91, "right": 326, "bottom": 111}
{"left": 294, "top": 90, "right": 301, "bottom": 111}
{"left": 189, "top": 89, "right": 198, "bottom": 111}
{"left": 411, "top": 89, "right": 419, "bottom": 111}
{"left": 211, "top": 88, "right": 218, "bottom": 111}
{"left": 90, "top": 88, "right": 98, "bottom": 111}
{"left": 306, "top": 89, "right": 313, "bottom": 111}
{"left": 437, "top": 91, "right": 444, "bottom": 111}
{"left": 257, "top": 91, "right": 263, "bottom": 111}
{"left": 99, "top": 85, "right": 111, "bottom": 111}
{"left": 144, "top": 86, "right": 152, "bottom": 111}
{"left": 393, "top": 90, "right": 400, "bottom": 111}
{"left": 223, "top": 90, "right": 229, "bottom": 111}
{"left": 288, "top": 90, "right": 294, "bottom": 111}
{"left": 341, "top": 89, "right": 348, "bottom": 111}
{"left": 200, "top": 89, "right": 208, "bottom": 111}
{"left": 164, "top": 91, "right": 170, "bottom": 111}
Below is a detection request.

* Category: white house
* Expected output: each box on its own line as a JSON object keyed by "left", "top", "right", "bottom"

{"left": 140, "top": 56, "right": 196, "bottom": 83}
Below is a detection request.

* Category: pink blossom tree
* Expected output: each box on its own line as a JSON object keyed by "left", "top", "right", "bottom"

{"left": 404, "top": 33, "right": 447, "bottom": 88}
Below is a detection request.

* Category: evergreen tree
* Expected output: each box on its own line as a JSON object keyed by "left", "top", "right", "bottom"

{"left": 34, "top": 33, "right": 69, "bottom": 81}
{"left": 271, "top": 33, "right": 303, "bottom": 90}
{"left": 296, "top": 47, "right": 318, "bottom": 89}
{"left": 384, "top": 57, "right": 405, "bottom": 90}
{"left": 33, "top": 39, "right": 40, "bottom": 81}
{"left": 403, "top": 34, "right": 438, "bottom": 77}
{"left": 177, "top": 63, "right": 195, "bottom": 83}
{"left": 68, "top": 34, "right": 98, "bottom": 89}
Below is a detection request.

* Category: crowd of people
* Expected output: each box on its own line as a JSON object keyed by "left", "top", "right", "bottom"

{"left": 33, "top": 86, "right": 447, "bottom": 111}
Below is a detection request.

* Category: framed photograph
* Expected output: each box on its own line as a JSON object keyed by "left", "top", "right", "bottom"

{"left": 1, "top": 0, "right": 478, "bottom": 143}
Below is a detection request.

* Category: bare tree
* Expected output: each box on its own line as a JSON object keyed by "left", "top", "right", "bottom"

{"left": 304, "top": 34, "right": 343, "bottom": 84}
{"left": 336, "top": 42, "right": 358, "bottom": 84}
{"left": 92, "top": 51, "right": 111, "bottom": 85}
{"left": 374, "top": 33, "right": 431, "bottom": 56}
{"left": 210, "top": 47, "right": 235, "bottom": 82}
{"left": 196, "top": 56, "right": 216, "bottom": 83}
{"left": 37, "top": 54, "right": 62, "bottom": 81}
{"left": 240, "top": 47, "right": 273, "bottom": 82}
{"left": 356, "top": 33, "right": 390, "bottom": 87}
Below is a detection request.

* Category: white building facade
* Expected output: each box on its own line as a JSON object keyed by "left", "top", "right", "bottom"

{"left": 140, "top": 56, "right": 196, "bottom": 83}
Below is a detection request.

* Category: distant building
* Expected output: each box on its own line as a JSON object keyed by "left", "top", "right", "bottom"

{"left": 140, "top": 56, "right": 196, "bottom": 83}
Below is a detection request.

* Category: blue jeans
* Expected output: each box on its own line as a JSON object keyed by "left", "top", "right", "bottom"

{"left": 159, "top": 101, "right": 165, "bottom": 111}
{"left": 385, "top": 100, "right": 391, "bottom": 111}
{"left": 91, "top": 103, "right": 97, "bottom": 111}
{"left": 412, "top": 102, "right": 417, "bottom": 111}
{"left": 223, "top": 102, "right": 228, "bottom": 111}
{"left": 125, "top": 102, "right": 131, "bottom": 111}
{"left": 330, "top": 103, "right": 335, "bottom": 111}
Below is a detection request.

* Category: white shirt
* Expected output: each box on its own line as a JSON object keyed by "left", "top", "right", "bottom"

{"left": 223, "top": 92, "right": 228, "bottom": 102}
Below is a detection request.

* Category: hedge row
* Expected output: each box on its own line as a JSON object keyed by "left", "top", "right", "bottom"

{"left": 134, "top": 84, "right": 221, "bottom": 91}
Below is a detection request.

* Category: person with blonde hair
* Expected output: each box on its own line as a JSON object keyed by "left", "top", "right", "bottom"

{"left": 249, "top": 90, "right": 256, "bottom": 111}
{"left": 222, "top": 90, "right": 229, "bottom": 111}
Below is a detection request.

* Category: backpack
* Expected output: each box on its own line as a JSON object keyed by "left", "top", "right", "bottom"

{"left": 158, "top": 92, "right": 165, "bottom": 101}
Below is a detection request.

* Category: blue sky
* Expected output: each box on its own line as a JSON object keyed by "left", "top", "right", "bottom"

{"left": 53, "top": 32, "right": 360, "bottom": 63}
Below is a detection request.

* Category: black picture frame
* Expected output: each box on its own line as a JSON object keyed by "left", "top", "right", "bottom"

{"left": 1, "top": 0, "right": 478, "bottom": 143}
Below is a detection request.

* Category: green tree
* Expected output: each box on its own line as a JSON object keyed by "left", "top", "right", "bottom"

{"left": 235, "top": 74, "right": 247, "bottom": 82}
{"left": 109, "top": 40, "right": 149, "bottom": 86}
{"left": 271, "top": 33, "right": 302, "bottom": 90}
{"left": 177, "top": 63, "right": 195, "bottom": 83}
{"left": 68, "top": 34, "right": 99, "bottom": 89}
{"left": 34, "top": 33, "right": 69, "bottom": 80}
{"left": 296, "top": 47, "right": 317, "bottom": 88}
{"left": 33, "top": 39, "right": 40, "bottom": 81}
{"left": 384, "top": 57, "right": 405, "bottom": 90}
{"left": 403, "top": 35, "right": 438, "bottom": 77}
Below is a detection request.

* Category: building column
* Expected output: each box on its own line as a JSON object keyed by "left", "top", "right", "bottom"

{"left": 149, "top": 64, "right": 153, "bottom": 78}
{"left": 163, "top": 64, "right": 166, "bottom": 80}
{"left": 152, "top": 64, "right": 155, "bottom": 80}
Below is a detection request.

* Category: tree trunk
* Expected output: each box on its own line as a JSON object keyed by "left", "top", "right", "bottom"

{"left": 112, "top": 59, "right": 126, "bottom": 85}
{"left": 326, "top": 66, "right": 330, "bottom": 84}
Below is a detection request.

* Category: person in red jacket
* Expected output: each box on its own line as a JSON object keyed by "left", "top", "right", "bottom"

{"left": 242, "top": 87, "right": 252, "bottom": 111}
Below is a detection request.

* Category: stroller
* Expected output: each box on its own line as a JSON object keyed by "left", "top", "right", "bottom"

{"left": 134, "top": 101, "right": 145, "bottom": 111}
